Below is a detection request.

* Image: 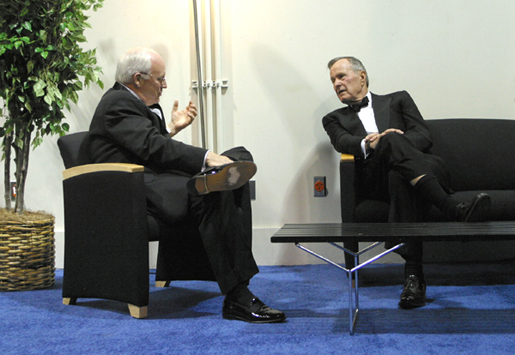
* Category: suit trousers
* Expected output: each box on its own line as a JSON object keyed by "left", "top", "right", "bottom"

{"left": 184, "top": 146, "right": 259, "bottom": 294}
{"left": 357, "top": 133, "right": 450, "bottom": 263}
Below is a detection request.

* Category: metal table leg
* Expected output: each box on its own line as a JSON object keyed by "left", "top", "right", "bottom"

{"left": 295, "top": 241, "right": 405, "bottom": 335}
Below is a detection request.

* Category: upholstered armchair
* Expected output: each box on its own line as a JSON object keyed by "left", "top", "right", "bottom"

{"left": 58, "top": 132, "right": 215, "bottom": 318}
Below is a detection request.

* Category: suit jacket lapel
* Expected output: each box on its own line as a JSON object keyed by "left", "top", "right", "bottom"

{"left": 371, "top": 93, "right": 391, "bottom": 133}
{"left": 337, "top": 107, "right": 367, "bottom": 136}
{"left": 337, "top": 93, "right": 392, "bottom": 136}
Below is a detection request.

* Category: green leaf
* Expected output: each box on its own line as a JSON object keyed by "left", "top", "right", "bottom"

{"left": 66, "top": 22, "right": 76, "bottom": 31}
{"left": 70, "top": 90, "right": 79, "bottom": 104}
{"left": 49, "top": 84, "right": 62, "bottom": 100}
{"left": 21, "top": 22, "right": 32, "bottom": 32}
{"left": 33, "top": 137, "right": 43, "bottom": 148}
{"left": 75, "top": 34, "right": 87, "bottom": 42}
{"left": 27, "top": 61, "right": 34, "bottom": 73}
{"left": 34, "top": 80, "right": 47, "bottom": 97}
{"left": 38, "top": 30, "right": 48, "bottom": 42}
{"left": 41, "top": 51, "right": 49, "bottom": 59}
{"left": 13, "top": 137, "right": 23, "bottom": 149}
{"left": 44, "top": 94, "right": 53, "bottom": 106}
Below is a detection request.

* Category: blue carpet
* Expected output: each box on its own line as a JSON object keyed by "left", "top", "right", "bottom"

{"left": 1, "top": 262, "right": 515, "bottom": 354}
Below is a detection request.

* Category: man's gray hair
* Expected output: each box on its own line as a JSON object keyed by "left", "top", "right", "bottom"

{"left": 327, "top": 56, "right": 369, "bottom": 87}
{"left": 115, "top": 47, "right": 154, "bottom": 85}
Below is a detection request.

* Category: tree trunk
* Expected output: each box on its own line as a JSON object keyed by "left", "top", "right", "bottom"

{"left": 14, "top": 129, "right": 31, "bottom": 214}
{"left": 3, "top": 131, "right": 12, "bottom": 211}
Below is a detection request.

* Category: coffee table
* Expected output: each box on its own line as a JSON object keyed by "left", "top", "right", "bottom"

{"left": 271, "top": 221, "right": 515, "bottom": 334}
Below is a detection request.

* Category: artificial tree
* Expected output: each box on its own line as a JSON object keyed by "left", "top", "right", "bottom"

{"left": 0, "top": 0, "right": 104, "bottom": 214}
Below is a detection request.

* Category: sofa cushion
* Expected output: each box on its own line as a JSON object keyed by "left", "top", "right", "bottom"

{"left": 356, "top": 189, "right": 515, "bottom": 223}
{"left": 427, "top": 190, "right": 515, "bottom": 221}
{"left": 427, "top": 119, "right": 515, "bottom": 192}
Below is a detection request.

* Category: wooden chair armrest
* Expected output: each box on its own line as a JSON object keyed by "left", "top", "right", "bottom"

{"left": 341, "top": 153, "right": 355, "bottom": 162}
{"left": 63, "top": 163, "right": 145, "bottom": 180}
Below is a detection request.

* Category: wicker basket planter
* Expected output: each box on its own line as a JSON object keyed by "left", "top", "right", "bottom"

{"left": 0, "top": 210, "right": 55, "bottom": 291}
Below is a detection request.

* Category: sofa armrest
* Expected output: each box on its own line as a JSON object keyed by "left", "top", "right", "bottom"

{"left": 340, "top": 154, "right": 356, "bottom": 223}
{"left": 339, "top": 154, "right": 359, "bottom": 270}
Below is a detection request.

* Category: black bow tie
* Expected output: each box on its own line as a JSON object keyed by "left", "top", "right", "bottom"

{"left": 349, "top": 96, "right": 369, "bottom": 112}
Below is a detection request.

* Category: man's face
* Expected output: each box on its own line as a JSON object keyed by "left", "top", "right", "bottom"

{"left": 136, "top": 54, "right": 167, "bottom": 106}
{"left": 329, "top": 59, "right": 367, "bottom": 105}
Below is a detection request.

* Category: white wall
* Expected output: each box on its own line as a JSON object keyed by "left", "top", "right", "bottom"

{"left": 3, "top": 0, "right": 515, "bottom": 268}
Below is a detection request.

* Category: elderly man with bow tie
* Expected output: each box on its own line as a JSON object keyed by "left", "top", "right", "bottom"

{"left": 322, "top": 56, "right": 491, "bottom": 309}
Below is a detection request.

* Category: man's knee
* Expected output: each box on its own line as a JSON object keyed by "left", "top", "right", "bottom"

{"left": 380, "top": 131, "right": 408, "bottom": 147}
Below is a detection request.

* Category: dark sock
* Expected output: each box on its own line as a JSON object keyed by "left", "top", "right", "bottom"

{"left": 226, "top": 283, "right": 255, "bottom": 305}
{"left": 404, "top": 262, "right": 424, "bottom": 280}
{"left": 414, "top": 175, "right": 458, "bottom": 219}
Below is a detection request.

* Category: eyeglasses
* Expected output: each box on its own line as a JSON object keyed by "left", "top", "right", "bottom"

{"left": 140, "top": 72, "right": 166, "bottom": 84}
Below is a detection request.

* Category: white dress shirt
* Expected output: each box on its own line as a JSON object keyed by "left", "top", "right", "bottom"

{"left": 356, "top": 91, "right": 378, "bottom": 158}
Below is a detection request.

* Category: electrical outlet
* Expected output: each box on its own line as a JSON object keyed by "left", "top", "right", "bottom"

{"left": 314, "top": 176, "right": 327, "bottom": 197}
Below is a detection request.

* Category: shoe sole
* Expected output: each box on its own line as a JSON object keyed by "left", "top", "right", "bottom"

{"left": 222, "top": 311, "right": 286, "bottom": 324}
{"left": 464, "top": 193, "right": 491, "bottom": 222}
{"left": 194, "top": 161, "right": 257, "bottom": 195}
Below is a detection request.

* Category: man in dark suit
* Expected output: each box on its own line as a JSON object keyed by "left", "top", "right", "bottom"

{"left": 89, "top": 47, "right": 285, "bottom": 323}
{"left": 322, "top": 56, "right": 491, "bottom": 309}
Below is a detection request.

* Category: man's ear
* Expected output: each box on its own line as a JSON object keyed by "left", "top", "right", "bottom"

{"left": 360, "top": 71, "right": 367, "bottom": 84}
{"left": 133, "top": 73, "right": 142, "bottom": 88}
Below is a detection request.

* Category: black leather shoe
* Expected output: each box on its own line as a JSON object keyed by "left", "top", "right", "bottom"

{"left": 455, "top": 193, "right": 491, "bottom": 222}
{"left": 187, "top": 161, "right": 257, "bottom": 196}
{"left": 222, "top": 298, "right": 286, "bottom": 323}
{"left": 399, "top": 275, "right": 426, "bottom": 309}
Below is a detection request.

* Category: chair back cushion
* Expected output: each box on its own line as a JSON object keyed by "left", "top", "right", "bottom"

{"left": 57, "top": 132, "right": 93, "bottom": 168}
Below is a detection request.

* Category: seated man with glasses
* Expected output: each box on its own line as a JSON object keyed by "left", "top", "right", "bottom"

{"left": 88, "top": 47, "right": 286, "bottom": 323}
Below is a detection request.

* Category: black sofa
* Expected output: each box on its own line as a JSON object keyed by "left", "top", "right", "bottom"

{"left": 340, "top": 118, "right": 515, "bottom": 262}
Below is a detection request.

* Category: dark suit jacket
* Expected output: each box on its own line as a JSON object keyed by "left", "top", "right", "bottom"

{"left": 322, "top": 90, "right": 433, "bottom": 161}
{"left": 89, "top": 82, "right": 208, "bottom": 223}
